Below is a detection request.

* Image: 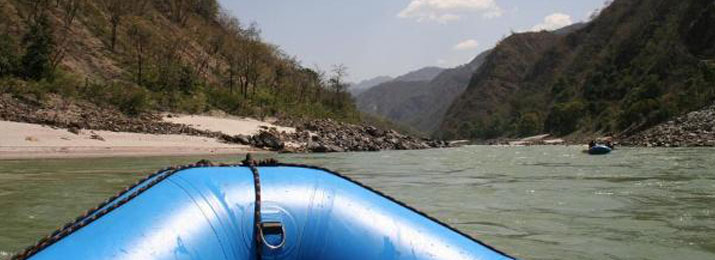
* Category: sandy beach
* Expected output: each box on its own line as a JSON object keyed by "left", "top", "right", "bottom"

{"left": 163, "top": 114, "right": 295, "bottom": 136}
{"left": 0, "top": 115, "right": 293, "bottom": 160}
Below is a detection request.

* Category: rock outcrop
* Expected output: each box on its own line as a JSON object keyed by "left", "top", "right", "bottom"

{"left": 222, "top": 118, "right": 452, "bottom": 153}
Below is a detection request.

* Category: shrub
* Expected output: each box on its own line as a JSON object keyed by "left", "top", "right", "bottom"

{"left": 21, "top": 13, "right": 54, "bottom": 80}
{"left": 0, "top": 34, "right": 19, "bottom": 77}
{"left": 545, "top": 99, "right": 587, "bottom": 136}
{"left": 516, "top": 112, "right": 542, "bottom": 137}
{"left": 84, "top": 81, "right": 152, "bottom": 116}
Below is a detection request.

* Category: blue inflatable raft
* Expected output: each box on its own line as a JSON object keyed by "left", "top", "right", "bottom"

{"left": 17, "top": 162, "right": 512, "bottom": 260}
{"left": 588, "top": 144, "right": 612, "bottom": 155}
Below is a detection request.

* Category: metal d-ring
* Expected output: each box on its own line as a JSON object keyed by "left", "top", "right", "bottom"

{"left": 259, "top": 221, "right": 286, "bottom": 250}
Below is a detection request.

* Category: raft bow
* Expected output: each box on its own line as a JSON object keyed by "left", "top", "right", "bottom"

{"left": 15, "top": 158, "right": 513, "bottom": 260}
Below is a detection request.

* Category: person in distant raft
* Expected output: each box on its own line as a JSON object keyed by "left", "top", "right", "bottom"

{"left": 589, "top": 137, "right": 615, "bottom": 149}
{"left": 589, "top": 140, "right": 597, "bottom": 148}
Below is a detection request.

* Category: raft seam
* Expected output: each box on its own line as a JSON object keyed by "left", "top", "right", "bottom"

{"left": 167, "top": 177, "right": 232, "bottom": 260}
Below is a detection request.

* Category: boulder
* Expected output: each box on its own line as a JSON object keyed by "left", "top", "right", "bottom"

{"left": 235, "top": 134, "right": 252, "bottom": 145}
{"left": 256, "top": 131, "right": 284, "bottom": 151}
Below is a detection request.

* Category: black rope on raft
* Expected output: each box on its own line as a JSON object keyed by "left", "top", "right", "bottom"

{"left": 244, "top": 154, "right": 263, "bottom": 260}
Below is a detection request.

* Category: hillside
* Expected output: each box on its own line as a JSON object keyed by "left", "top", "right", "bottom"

{"left": 356, "top": 52, "right": 490, "bottom": 133}
{"left": 0, "top": 0, "right": 359, "bottom": 122}
{"left": 439, "top": 0, "right": 715, "bottom": 140}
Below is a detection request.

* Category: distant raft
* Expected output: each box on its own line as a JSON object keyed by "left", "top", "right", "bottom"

{"left": 18, "top": 163, "right": 513, "bottom": 260}
{"left": 588, "top": 144, "right": 613, "bottom": 155}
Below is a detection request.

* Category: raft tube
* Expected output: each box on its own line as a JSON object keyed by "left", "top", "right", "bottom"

{"left": 588, "top": 145, "right": 612, "bottom": 155}
{"left": 25, "top": 164, "right": 512, "bottom": 260}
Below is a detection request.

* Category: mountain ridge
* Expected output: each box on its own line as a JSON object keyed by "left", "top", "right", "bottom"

{"left": 393, "top": 66, "right": 444, "bottom": 82}
{"left": 356, "top": 51, "right": 490, "bottom": 133}
{"left": 349, "top": 75, "right": 393, "bottom": 96}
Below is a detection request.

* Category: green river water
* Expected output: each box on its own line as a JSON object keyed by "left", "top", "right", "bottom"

{"left": 0, "top": 146, "right": 714, "bottom": 259}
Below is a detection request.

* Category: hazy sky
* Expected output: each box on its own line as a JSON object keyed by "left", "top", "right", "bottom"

{"left": 219, "top": 0, "right": 608, "bottom": 82}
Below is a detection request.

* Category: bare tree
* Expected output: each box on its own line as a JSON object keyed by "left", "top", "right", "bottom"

{"left": 49, "top": 0, "right": 85, "bottom": 73}
{"left": 195, "top": 31, "right": 224, "bottom": 80}
{"left": 103, "top": 0, "right": 126, "bottom": 51}
{"left": 128, "top": 0, "right": 151, "bottom": 16}
{"left": 60, "top": 0, "right": 83, "bottom": 30}
{"left": 128, "top": 22, "right": 151, "bottom": 85}
{"left": 311, "top": 64, "right": 327, "bottom": 103}
{"left": 329, "top": 64, "right": 349, "bottom": 106}
{"left": 234, "top": 23, "right": 263, "bottom": 99}
{"left": 168, "top": 0, "right": 191, "bottom": 25}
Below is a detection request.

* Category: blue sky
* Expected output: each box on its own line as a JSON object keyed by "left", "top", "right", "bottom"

{"left": 219, "top": 0, "right": 608, "bottom": 82}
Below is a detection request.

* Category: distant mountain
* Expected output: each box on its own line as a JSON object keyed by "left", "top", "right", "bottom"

{"left": 350, "top": 76, "right": 393, "bottom": 96}
{"left": 438, "top": 0, "right": 715, "bottom": 140}
{"left": 393, "top": 67, "right": 445, "bottom": 82}
{"left": 349, "top": 67, "right": 444, "bottom": 97}
{"left": 356, "top": 52, "right": 490, "bottom": 133}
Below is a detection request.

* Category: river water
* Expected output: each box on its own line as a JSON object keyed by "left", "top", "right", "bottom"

{"left": 0, "top": 146, "right": 714, "bottom": 259}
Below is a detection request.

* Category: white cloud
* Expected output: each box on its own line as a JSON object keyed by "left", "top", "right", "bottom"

{"left": 530, "top": 13, "right": 573, "bottom": 32}
{"left": 453, "top": 39, "right": 480, "bottom": 51}
{"left": 398, "top": 0, "right": 503, "bottom": 23}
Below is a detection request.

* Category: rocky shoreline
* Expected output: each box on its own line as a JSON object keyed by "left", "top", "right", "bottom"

{"left": 221, "top": 118, "right": 450, "bottom": 153}
{"left": 0, "top": 94, "right": 223, "bottom": 138}
{"left": 5, "top": 94, "right": 713, "bottom": 152}
{"left": 622, "top": 104, "right": 715, "bottom": 147}
{"left": 1, "top": 94, "right": 451, "bottom": 153}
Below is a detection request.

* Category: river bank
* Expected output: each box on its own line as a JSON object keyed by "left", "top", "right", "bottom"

{"left": 0, "top": 94, "right": 449, "bottom": 159}
{"left": 0, "top": 120, "right": 262, "bottom": 160}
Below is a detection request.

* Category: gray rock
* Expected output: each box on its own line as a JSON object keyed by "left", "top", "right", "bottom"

{"left": 235, "top": 134, "right": 252, "bottom": 145}
{"left": 68, "top": 127, "right": 81, "bottom": 135}
{"left": 256, "top": 131, "right": 284, "bottom": 151}
{"left": 90, "top": 133, "right": 105, "bottom": 141}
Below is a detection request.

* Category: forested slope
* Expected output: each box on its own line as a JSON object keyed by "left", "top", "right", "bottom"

{"left": 0, "top": 0, "right": 358, "bottom": 121}
{"left": 439, "top": 0, "right": 715, "bottom": 140}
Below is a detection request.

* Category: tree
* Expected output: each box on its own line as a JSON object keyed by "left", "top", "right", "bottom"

{"left": 194, "top": 31, "right": 224, "bottom": 80}
{"left": 0, "top": 34, "right": 19, "bottom": 77}
{"left": 193, "top": 0, "right": 218, "bottom": 20}
{"left": 50, "top": 0, "right": 85, "bottom": 75}
{"left": 128, "top": 23, "right": 151, "bottom": 86}
{"left": 311, "top": 65, "right": 327, "bottom": 103}
{"left": 218, "top": 11, "right": 242, "bottom": 94}
{"left": 128, "top": 0, "right": 151, "bottom": 16}
{"left": 221, "top": 45, "right": 239, "bottom": 94}
{"left": 168, "top": 0, "right": 192, "bottom": 25}
{"left": 236, "top": 27, "right": 262, "bottom": 99}
{"left": 329, "top": 64, "right": 349, "bottom": 106}
{"left": 21, "top": 12, "right": 54, "bottom": 80}
{"left": 178, "top": 64, "right": 197, "bottom": 94}
{"left": 103, "top": 0, "right": 126, "bottom": 51}
{"left": 60, "top": 0, "right": 84, "bottom": 30}
{"left": 517, "top": 112, "right": 542, "bottom": 137}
